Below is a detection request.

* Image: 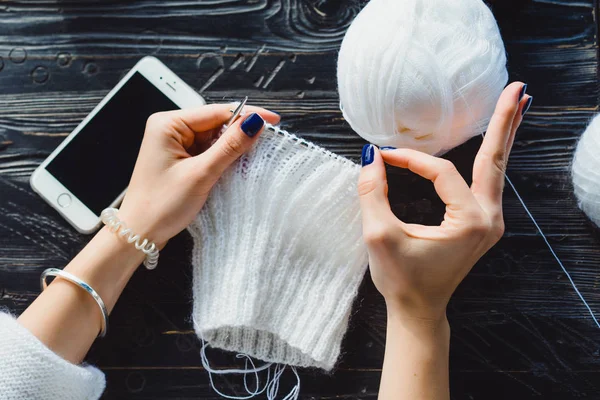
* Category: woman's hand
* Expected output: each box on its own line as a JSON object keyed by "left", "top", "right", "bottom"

{"left": 359, "top": 82, "right": 531, "bottom": 323}
{"left": 18, "top": 103, "right": 279, "bottom": 364}
{"left": 362, "top": 83, "right": 531, "bottom": 400}
{"left": 119, "top": 104, "right": 280, "bottom": 246}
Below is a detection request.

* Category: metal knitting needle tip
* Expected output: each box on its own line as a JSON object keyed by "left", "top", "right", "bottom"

{"left": 219, "top": 96, "right": 248, "bottom": 138}
{"left": 226, "top": 96, "right": 248, "bottom": 127}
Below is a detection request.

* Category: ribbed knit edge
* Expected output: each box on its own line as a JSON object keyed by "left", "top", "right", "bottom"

{"left": 0, "top": 312, "right": 105, "bottom": 400}
{"left": 188, "top": 226, "right": 365, "bottom": 372}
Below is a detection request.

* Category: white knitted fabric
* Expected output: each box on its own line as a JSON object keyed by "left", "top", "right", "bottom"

{"left": 0, "top": 312, "right": 105, "bottom": 400}
{"left": 188, "top": 125, "right": 369, "bottom": 371}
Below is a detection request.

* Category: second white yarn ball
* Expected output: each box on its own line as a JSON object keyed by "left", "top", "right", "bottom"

{"left": 572, "top": 115, "right": 600, "bottom": 227}
{"left": 337, "top": 0, "right": 508, "bottom": 155}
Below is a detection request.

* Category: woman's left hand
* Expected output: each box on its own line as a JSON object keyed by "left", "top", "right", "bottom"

{"left": 119, "top": 103, "right": 280, "bottom": 246}
{"left": 358, "top": 82, "right": 530, "bottom": 322}
{"left": 17, "top": 103, "right": 279, "bottom": 364}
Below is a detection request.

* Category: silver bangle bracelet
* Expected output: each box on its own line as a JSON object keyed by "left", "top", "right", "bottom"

{"left": 40, "top": 268, "right": 108, "bottom": 338}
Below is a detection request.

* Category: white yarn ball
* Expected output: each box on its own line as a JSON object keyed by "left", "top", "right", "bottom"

{"left": 337, "top": 0, "right": 509, "bottom": 155}
{"left": 572, "top": 115, "right": 600, "bottom": 227}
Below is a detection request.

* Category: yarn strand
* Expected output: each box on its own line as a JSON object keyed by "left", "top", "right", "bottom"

{"left": 200, "top": 340, "right": 272, "bottom": 400}
{"left": 198, "top": 330, "right": 300, "bottom": 400}
{"left": 200, "top": 345, "right": 299, "bottom": 400}
{"left": 504, "top": 173, "right": 600, "bottom": 329}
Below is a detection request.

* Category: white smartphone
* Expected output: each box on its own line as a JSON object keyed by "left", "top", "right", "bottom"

{"left": 31, "top": 56, "right": 205, "bottom": 234}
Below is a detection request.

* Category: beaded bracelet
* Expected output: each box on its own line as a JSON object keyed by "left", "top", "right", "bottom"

{"left": 41, "top": 268, "right": 109, "bottom": 337}
{"left": 100, "top": 208, "right": 160, "bottom": 270}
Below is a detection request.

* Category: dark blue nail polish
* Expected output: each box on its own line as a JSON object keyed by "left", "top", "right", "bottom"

{"left": 380, "top": 146, "right": 396, "bottom": 151}
{"left": 519, "top": 84, "right": 528, "bottom": 102}
{"left": 522, "top": 96, "right": 533, "bottom": 116}
{"left": 361, "top": 144, "right": 375, "bottom": 167}
{"left": 241, "top": 113, "right": 264, "bottom": 137}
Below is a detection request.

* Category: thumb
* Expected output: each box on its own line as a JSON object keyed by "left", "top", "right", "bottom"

{"left": 358, "top": 145, "right": 398, "bottom": 239}
{"left": 197, "top": 112, "right": 265, "bottom": 176}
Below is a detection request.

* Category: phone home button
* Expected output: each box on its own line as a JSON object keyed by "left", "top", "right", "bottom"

{"left": 57, "top": 193, "right": 72, "bottom": 208}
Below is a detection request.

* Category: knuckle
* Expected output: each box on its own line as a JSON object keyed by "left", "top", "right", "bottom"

{"left": 364, "top": 225, "right": 395, "bottom": 247}
{"left": 492, "top": 153, "right": 507, "bottom": 173}
{"left": 146, "top": 111, "right": 168, "bottom": 127}
{"left": 488, "top": 213, "right": 506, "bottom": 241}
{"left": 464, "top": 211, "right": 490, "bottom": 236}
{"left": 481, "top": 151, "right": 507, "bottom": 174}
{"left": 439, "top": 158, "right": 454, "bottom": 170}
{"left": 465, "top": 211, "right": 505, "bottom": 243}
{"left": 145, "top": 112, "right": 173, "bottom": 138}
{"left": 220, "top": 134, "right": 245, "bottom": 159}
{"left": 468, "top": 222, "right": 491, "bottom": 240}
{"left": 439, "top": 159, "right": 458, "bottom": 175}
{"left": 357, "top": 178, "right": 379, "bottom": 197}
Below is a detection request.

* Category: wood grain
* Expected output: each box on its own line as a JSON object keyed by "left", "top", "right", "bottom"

{"left": 1, "top": 0, "right": 600, "bottom": 398}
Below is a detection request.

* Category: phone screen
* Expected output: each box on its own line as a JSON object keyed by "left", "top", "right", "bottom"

{"left": 46, "top": 72, "right": 178, "bottom": 215}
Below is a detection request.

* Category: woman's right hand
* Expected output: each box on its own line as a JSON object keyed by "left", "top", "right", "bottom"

{"left": 358, "top": 82, "right": 531, "bottom": 324}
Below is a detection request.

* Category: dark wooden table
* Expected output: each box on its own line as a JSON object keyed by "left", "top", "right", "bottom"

{"left": 1, "top": 1, "right": 600, "bottom": 399}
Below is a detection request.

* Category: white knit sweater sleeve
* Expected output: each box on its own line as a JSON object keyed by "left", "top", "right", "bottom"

{"left": 0, "top": 312, "right": 105, "bottom": 400}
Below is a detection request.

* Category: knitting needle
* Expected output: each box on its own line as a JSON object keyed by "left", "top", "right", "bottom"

{"left": 212, "top": 97, "right": 248, "bottom": 144}
{"left": 220, "top": 96, "right": 248, "bottom": 135}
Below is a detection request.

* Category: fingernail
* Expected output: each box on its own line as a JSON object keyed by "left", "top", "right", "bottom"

{"left": 241, "top": 113, "right": 264, "bottom": 137}
{"left": 361, "top": 144, "right": 375, "bottom": 167}
{"left": 519, "top": 84, "right": 528, "bottom": 102}
{"left": 380, "top": 146, "right": 396, "bottom": 151}
{"left": 522, "top": 96, "right": 533, "bottom": 116}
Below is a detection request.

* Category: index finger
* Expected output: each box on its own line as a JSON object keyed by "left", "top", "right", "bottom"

{"left": 471, "top": 82, "right": 525, "bottom": 207}
{"left": 381, "top": 148, "right": 478, "bottom": 212}
{"left": 164, "top": 103, "right": 280, "bottom": 134}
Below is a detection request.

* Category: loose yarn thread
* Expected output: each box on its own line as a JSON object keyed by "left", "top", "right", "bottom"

{"left": 198, "top": 335, "right": 300, "bottom": 400}
{"left": 504, "top": 173, "right": 600, "bottom": 329}
{"left": 477, "top": 125, "right": 600, "bottom": 329}
{"left": 196, "top": 313, "right": 300, "bottom": 400}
